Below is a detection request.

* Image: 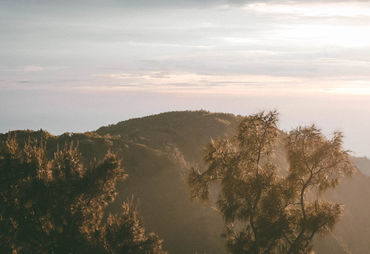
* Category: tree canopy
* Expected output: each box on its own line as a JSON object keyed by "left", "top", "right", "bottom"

{"left": 0, "top": 137, "right": 166, "bottom": 254}
{"left": 189, "top": 111, "right": 354, "bottom": 254}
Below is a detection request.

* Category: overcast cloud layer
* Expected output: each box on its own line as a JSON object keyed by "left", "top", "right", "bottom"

{"left": 1, "top": 0, "right": 370, "bottom": 157}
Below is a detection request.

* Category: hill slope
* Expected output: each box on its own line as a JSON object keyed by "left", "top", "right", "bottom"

{"left": 2, "top": 111, "right": 370, "bottom": 253}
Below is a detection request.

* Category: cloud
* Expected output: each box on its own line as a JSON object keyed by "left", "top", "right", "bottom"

{"left": 243, "top": 2, "right": 370, "bottom": 17}
{"left": 86, "top": 70, "right": 370, "bottom": 97}
{"left": 23, "top": 66, "right": 45, "bottom": 72}
{"left": 2, "top": 0, "right": 369, "bottom": 10}
{"left": 23, "top": 66, "right": 65, "bottom": 72}
{"left": 2, "top": 0, "right": 370, "bottom": 93}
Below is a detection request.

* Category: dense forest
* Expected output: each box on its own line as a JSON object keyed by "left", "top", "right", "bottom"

{"left": 1, "top": 111, "right": 370, "bottom": 253}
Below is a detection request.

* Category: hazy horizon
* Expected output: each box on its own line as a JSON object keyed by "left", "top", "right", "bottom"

{"left": 1, "top": 0, "right": 370, "bottom": 157}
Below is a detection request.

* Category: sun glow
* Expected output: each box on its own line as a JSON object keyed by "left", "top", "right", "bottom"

{"left": 87, "top": 71, "right": 370, "bottom": 97}
{"left": 326, "top": 86, "right": 370, "bottom": 95}
{"left": 244, "top": 2, "right": 370, "bottom": 17}
{"left": 275, "top": 24, "right": 370, "bottom": 48}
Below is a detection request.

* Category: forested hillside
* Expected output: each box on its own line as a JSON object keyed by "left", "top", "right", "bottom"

{"left": 1, "top": 111, "right": 370, "bottom": 253}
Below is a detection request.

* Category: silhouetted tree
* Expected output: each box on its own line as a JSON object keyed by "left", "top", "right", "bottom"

{"left": 189, "top": 111, "right": 354, "bottom": 254}
{"left": 0, "top": 137, "right": 166, "bottom": 254}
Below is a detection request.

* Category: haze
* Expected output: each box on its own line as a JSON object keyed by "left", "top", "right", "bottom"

{"left": 1, "top": 0, "right": 370, "bottom": 157}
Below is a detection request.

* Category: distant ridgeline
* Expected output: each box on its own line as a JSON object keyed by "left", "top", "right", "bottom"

{"left": 1, "top": 111, "right": 370, "bottom": 254}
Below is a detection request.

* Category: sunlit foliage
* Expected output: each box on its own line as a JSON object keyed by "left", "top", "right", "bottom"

{"left": 189, "top": 111, "right": 354, "bottom": 254}
{"left": 0, "top": 137, "right": 166, "bottom": 254}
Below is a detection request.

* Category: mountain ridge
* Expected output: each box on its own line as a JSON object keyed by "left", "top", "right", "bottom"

{"left": 1, "top": 110, "right": 370, "bottom": 253}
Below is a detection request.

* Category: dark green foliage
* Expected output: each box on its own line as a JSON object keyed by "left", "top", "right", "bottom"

{"left": 0, "top": 137, "right": 166, "bottom": 254}
{"left": 189, "top": 111, "right": 355, "bottom": 254}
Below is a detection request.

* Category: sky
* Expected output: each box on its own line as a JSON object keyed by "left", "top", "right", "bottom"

{"left": 1, "top": 0, "right": 370, "bottom": 157}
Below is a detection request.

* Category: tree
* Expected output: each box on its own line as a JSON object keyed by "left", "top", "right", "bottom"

{"left": 0, "top": 136, "right": 166, "bottom": 254}
{"left": 188, "top": 111, "right": 354, "bottom": 254}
